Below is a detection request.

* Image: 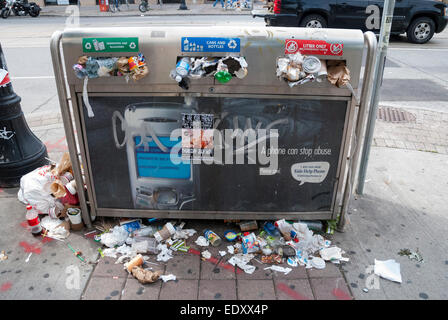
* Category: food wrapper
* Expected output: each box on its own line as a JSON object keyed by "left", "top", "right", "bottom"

{"left": 52, "top": 152, "right": 72, "bottom": 177}
{"left": 77, "top": 56, "right": 88, "bottom": 65}
{"left": 276, "top": 57, "right": 289, "bottom": 77}
{"left": 327, "top": 61, "right": 350, "bottom": 88}
{"left": 286, "top": 65, "right": 300, "bottom": 81}
{"left": 234, "top": 67, "right": 248, "bottom": 79}
{"left": 116, "top": 57, "right": 129, "bottom": 74}
{"left": 131, "top": 266, "right": 162, "bottom": 284}
{"left": 132, "top": 65, "right": 149, "bottom": 81}
{"left": 287, "top": 53, "right": 304, "bottom": 68}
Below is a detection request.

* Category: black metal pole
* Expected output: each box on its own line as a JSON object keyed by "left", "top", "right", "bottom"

{"left": 178, "top": 0, "right": 188, "bottom": 10}
{"left": 0, "top": 43, "right": 48, "bottom": 187}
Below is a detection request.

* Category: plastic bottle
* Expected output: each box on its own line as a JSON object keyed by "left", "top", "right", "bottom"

{"left": 274, "top": 219, "right": 298, "bottom": 243}
{"left": 239, "top": 220, "right": 258, "bottom": 232}
{"left": 176, "top": 57, "right": 191, "bottom": 77}
{"left": 133, "top": 226, "right": 157, "bottom": 237}
{"left": 26, "top": 205, "right": 42, "bottom": 236}
{"left": 169, "top": 69, "right": 182, "bottom": 82}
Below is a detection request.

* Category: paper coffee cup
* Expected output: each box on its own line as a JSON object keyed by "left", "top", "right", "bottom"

{"left": 67, "top": 208, "right": 82, "bottom": 225}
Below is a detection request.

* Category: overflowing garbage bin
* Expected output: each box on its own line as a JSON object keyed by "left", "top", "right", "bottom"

{"left": 50, "top": 26, "right": 376, "bottom": 228}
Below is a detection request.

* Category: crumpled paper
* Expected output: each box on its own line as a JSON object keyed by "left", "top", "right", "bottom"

{"left": 201, "top": 250, "right": 211, "bottom": 260}
{"left": 160, "top": 274, "right": 177, "bottom": 282}
{"left": 374, "top": 259, "right": 402, "bottom": 283}
{"left": 320, "top": 247, "right": 343, "bottom": 261}
{"left": 195, "top": 236, "right": 209, "bottom": 247}
{"left": 156, "top": 244, "right": 173, "bottom": 262}
{"left": 327, "top": 60, "right": 350, "bottom": 88}
{"left": 228, "top": 254, "right": 256, "bottom": 274}
{"left": 264, "top": 265, "right": 292, "bottom": 275}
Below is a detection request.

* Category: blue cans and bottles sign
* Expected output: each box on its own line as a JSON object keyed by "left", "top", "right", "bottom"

{"left": 181, "top": 37, "right": 241, "bottom": 53}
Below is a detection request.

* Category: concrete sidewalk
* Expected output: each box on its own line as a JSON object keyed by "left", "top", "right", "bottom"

{"left": 40, "top": 3, "right": 265, "bottom": 17}
{"left": 1, "top": 102, "right": 448, "bottom": 300}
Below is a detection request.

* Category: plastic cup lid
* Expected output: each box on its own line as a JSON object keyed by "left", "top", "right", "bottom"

{"left": 311, "top": 257, "right": 326, "bottom": 269}
{"left": 302, "top": 56, "right": 322, "bottom": 74}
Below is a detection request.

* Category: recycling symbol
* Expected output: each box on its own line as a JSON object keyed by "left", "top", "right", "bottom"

{"left": 85, "top": 42, "right": 92, "bottom": 50}
{"left": 228, "top": 39, "right": 237, "bottom": 50}
{"left": 129, "top": 42, "right": 137, "bottom": 50}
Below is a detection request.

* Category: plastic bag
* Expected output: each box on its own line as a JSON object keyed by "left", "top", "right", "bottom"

{"left": 17, "top": 165, "right": 63, "bottom": 218}
{"left": 100, "top": 225, "right": 129, "bottom": 248}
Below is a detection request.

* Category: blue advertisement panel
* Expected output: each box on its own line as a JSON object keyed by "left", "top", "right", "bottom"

{"left": 181, "top": 37, "right": 241, "bottom": 53}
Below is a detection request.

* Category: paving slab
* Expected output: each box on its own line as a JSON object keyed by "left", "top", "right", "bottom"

{"left": 236, "top": 279, "right": 276, "bottom": 300}
{"left": 309, "top": 277, "right": 353, "bottom": 300}
{"left": 122, "top": 275, "right": 161, "bottom": 300}
{"left": 269, "top": 262, "right": 308, "bottom": 280}
{"left": 92, "top": 256, "right": 128, "bottom": 278}
{"left": 81, "top": 276, "right": 126, "bottom": 300}
{"left": 236, "top": 263, "right": 273, "bottom": 280}
{"left": 200, "top": 255, "right": 236, "bottom": 280}
{"left": 164, "top": 254, "right": 200, "bottom": 280}
{"left": 159, "top": 279, "right": 199, "bottom": 300}
{"left": 274, "top": 279, "right": 315, "bottom": 300}
{"left": 198, "top": 279, "right": 237, "bottom": 300}
{"left": 307, "top": 261, "right": 343, "bottom": 278}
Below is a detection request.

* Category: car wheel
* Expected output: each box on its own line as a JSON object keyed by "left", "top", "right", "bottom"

{"left": 406, "top": 17, "right": 435, "bottom": 44}
{"left": 299, "top": 14, "right": 327, "bottom": 28}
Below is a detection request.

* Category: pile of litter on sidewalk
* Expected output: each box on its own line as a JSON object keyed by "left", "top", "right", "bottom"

{"left": 93, "top": 217, "right": 349, "bottom": 284}
{"left": 13, "top": 154, "right": 350, "bottom": 285}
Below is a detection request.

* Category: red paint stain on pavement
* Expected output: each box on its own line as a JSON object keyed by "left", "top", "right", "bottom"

{"left": 20, "top": 221, "right": 29, "bottom": 229}
{"left": 276, "top": 282, "right": 309, "bottom": 300}
{"left": 41, "top": 236, "right": 54, "bottom": 244}
{"left": 1, "top": 282, "right": 12, "bottom": 292}
{"left": 19, "top": 241, "right": 42, "bottom": 254}
{"left": 188, "top": 248, "right": 242, "bottom": 274}
{"left": 332, "top": 288, "right": 352, "bottom": 300}
{"left": 45, "top": 136, "right": 68, "bottom": 152}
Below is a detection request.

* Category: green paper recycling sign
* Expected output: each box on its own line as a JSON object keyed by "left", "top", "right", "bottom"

{"left": 82, "top": 37, "right": 139, "bottom": 53}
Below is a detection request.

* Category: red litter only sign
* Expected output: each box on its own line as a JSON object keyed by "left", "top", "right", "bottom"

{"left": 285, "top": 39, "right": 344, "bottom": 56}
{"left": 0, "top": 69, "right": 11, "bottom": 87}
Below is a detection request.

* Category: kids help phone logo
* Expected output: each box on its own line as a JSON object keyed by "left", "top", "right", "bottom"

{"left": 285, "top": 39, "right": 344, "bottom": 56}
{"left": 0, "top": 69, "right": 11, "bottom": 87}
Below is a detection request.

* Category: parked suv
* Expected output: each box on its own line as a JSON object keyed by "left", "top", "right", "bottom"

{"left": 253, "top": 0, "right": 448, "bottom": 44}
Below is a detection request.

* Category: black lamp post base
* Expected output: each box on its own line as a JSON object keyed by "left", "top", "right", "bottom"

{"left": 178, "top": 0, "right": 188, "bottom": 10}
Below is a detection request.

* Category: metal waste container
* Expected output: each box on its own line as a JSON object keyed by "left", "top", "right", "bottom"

{"left": 51, "top": 26, "right": 376, "bottom": 227}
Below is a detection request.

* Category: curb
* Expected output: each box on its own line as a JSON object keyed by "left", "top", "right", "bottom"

{"left": 41, "top": 13, "right": 253, "bottom": 17}
{"left": 40, "top": 12, "right": 253, "bottom": 17}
